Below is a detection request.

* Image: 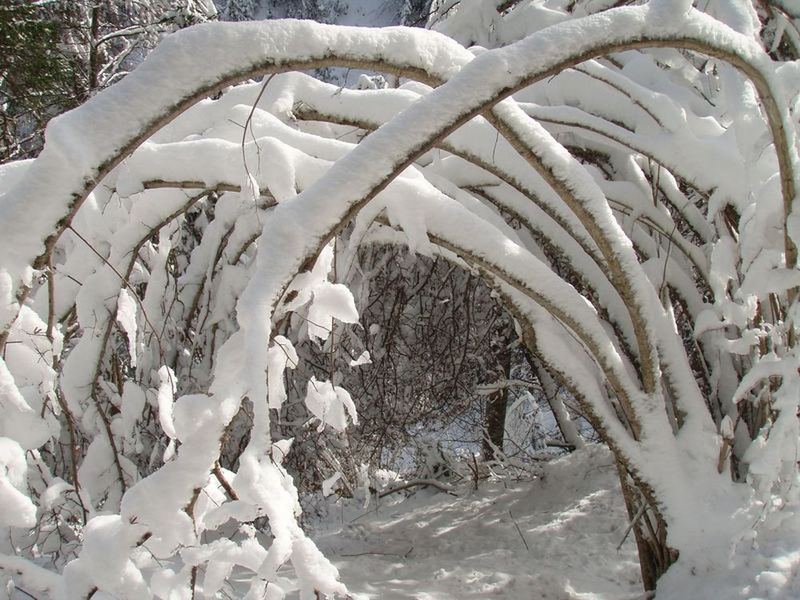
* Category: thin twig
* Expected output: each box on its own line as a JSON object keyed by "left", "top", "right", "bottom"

{"left": 617, "top": 500, "right": 647, "bottom": 551}
{"left": 340, "top": 547, "right": 414, "bottom": 558}
{"left": 213, "top": 463, "right": 239, "bottom": 500}
{"left": 508, "top": 510, "right": 529, "bottom": 551}
{"left": 378, "top": 479, "right": 455, "bottom": 498}
{"left": 12, "top": 587, "right": 39, "bottom": 600}
{"left": 66, "top": 225, "right": 164, "bottom": 353}
{"left": 241, "top": 74, "right": 275, "bottom": 215}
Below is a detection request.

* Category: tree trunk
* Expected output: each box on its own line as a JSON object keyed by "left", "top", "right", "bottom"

{"left": 530, "top": 355, "right": 584, "bottom": 450}
{"left": 483, "top": 320, "right": 513, "bottom": 460}
{"left": 483, "top": 387, "right": 508, "bottom": 460}
{"left": 616, "top": 462, "right": 678, "bottom": 592}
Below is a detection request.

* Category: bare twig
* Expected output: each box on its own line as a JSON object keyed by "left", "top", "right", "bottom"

{"left": 378, "top": 479, "right": 455, "bottom": 498}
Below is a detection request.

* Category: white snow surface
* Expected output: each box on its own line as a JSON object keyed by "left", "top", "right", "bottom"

{"left": 310, "top": 446, "right": 642, "bottom": 600}
{"left": 304, "top": 445, "right": 800, "bottom": 600}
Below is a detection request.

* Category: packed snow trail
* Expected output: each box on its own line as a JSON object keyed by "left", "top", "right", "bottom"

{"left": 310, "top": 446, "right": 642, "bottom": 600}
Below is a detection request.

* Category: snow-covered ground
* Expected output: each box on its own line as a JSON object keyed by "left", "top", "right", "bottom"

{"left": 310, "top": 446, "right": 643, "bottom": 599}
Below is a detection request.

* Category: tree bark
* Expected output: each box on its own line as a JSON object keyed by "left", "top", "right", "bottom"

{"left": 483, "top": 320, "right": 513, "bottom": 460}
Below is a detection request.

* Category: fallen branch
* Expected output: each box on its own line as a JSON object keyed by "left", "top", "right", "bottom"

{"left": 340, "top": 546, "right": 414, "bottom": 558}
{"left": 509, "top": 509, "right": 530, "bottom": 551}
{"left": 378, "top": 479, "right": 455, "bottom": 498}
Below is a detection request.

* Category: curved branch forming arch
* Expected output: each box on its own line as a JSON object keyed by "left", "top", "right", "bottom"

{"left": 0, "top": 14, "right": 792, "bottom": 447}
{"left": 230, "top": 6, "right": 797, "bottom": 428}
{"left": 0, "top": 22, "right": 472, "bottom": 291}
{"left": 1, "top": 5, "right": 795, "bottom": 304}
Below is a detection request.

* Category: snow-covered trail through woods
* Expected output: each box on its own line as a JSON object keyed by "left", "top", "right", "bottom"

{"left": 310, "top": 446, "right": 642, "bottom": 599}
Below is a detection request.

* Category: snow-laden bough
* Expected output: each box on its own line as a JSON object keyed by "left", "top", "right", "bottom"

{"left": 0, "top": 1, "right": 798, "bottom": 598}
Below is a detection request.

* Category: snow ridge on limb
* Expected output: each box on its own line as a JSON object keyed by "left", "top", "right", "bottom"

{"left": 2, "top": 7, "right": 797, "bottom": 340}
{"left": 0, "top": 21, "right": 471, "bottom": 302}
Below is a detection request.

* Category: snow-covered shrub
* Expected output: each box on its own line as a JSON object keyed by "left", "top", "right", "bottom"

{"left": 1, "top": 0, "right": 799, "bottom": 597}
{"left": 413, "top": 439, "right": 457, "bottom": 481}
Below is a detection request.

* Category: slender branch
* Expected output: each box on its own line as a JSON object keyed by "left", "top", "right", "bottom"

{"left": 377, "top": 479, "right": 455, "bottom": 498}
{"left": 213, "top": 463, "right": 239, "bottom": 500}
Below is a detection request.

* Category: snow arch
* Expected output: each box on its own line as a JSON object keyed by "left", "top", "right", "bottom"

{"left": 0, "top": 3, "right": 798, "bottom": 598}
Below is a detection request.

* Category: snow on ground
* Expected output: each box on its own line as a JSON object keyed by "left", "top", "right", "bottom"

{"left": 309, "top": 445, "right": 643, "bottom": 599}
